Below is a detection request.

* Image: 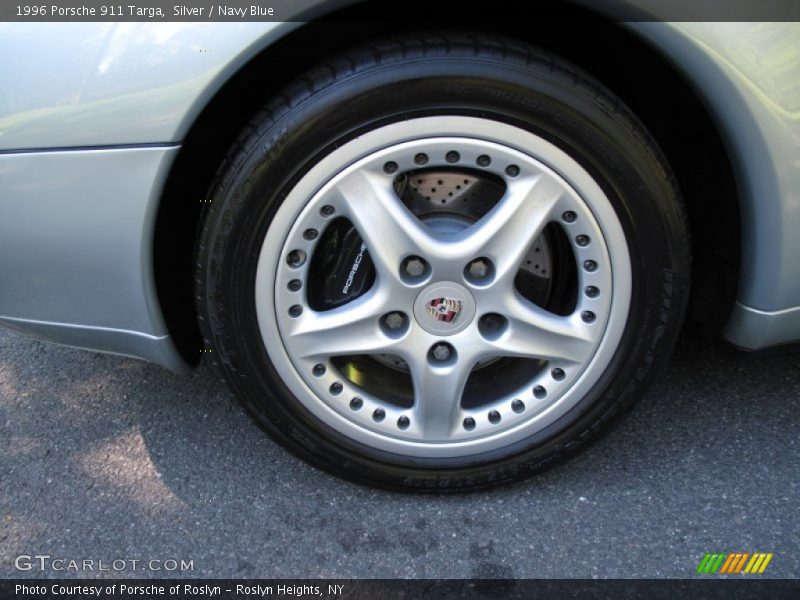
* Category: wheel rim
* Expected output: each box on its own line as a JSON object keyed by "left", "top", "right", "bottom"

{"left": 256, "top": 116, "right": 631, "bottom": 459}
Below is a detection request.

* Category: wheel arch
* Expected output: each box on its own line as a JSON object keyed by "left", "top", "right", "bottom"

{"left": 153, "top": 3, "right": 743, "bottom": 366}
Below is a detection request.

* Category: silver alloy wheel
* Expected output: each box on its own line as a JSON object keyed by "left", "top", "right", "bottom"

{"left": 255, "top": 117, "right": 631, "bottom": 458}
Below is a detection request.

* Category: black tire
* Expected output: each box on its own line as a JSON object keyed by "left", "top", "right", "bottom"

{"left": 195, "top": 33, "right": 690, "bottom": 491}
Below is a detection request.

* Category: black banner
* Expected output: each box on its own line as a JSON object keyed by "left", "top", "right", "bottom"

{"left": 2, "top": 579, "right": 800, "bottom": 600}
{"left": 0, "top": 0, "right": 799, "bottom": 22}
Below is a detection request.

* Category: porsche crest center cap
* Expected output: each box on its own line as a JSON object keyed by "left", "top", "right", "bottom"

{"left": 413, "top": 282, "right": 476, "bottom": 336}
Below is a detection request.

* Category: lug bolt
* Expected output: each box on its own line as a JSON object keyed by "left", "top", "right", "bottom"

{"left": 320, "top": 205, "right": 335, "bottom": 217}
{"left": 383, "top": 161, "right": 398, "bottom": 174}
{"left": 511, "top": 399, "right": 526, "bottom": 414}
{"left": 287, "top": 249, "right": 306, "bottom": 268}
{"left": 505, "top": 164, "right": 520, "bottom": 177}
{"left": 476, "top": 154, "right": 491, "bottom": 167}
{"left": 383, "top": 312, "right": 405, "bottom": 330}
{"left": 402, "top": 256, "right": 427, "bottom": 278}
{"left": 430, "top": 343, "right": 452, "bottom": 362}
{"left": 330, "top": 381, "right": 343, "bottom": 395}
{"left": 289, "top": 305, "right": 303, "bottom": 317}
{"left": 583, "top": 260, "right": 598, "bottom": 272}
{"left": 533, "top": 385, "right": 547, "bottom": 399}
{"left": 584, "top": 286, "right": 599, "bottom": 298}
{"left": 478, "top": 313, "right": 506, "bottom": 338}
{"left": 575, "top": 235, "right": 590, "bottom": 247}
{"left": 303, "top": 228, "right": 319, "bottom": 241}
{"left": 551, "top": 367, "right": 565, "bottom": 381}
{"left": 581, "top": 311, "right": 596, "bottom": 323}
{"left": 446, "top": 151, "right": 460, "bottom": 163}
{"left": 414, "top": 153, "right": 429, "bottom": 166}
{"left": 350, "top": 397, "right": 363, "bottom": 411}
{"left": 312, "top": 363, "right": 326, "bottom": 376}
{"left": 488, "top": 410, "right": 501, "bottom": 424}
{"left": 483, "top": 314, "right": 502, "bottom": 327}
{"left": 466, "top": 257, "right": 492, "bottom": 280}
{"left": 397, "top": 416, "right": 410, "bottom": 429}
{"left": 562, "top": 211, "right": 577, "bottom": 223}
{"left": 463, "top": 417, "right": 476, "bottom": 431}
{"left": 373, "top": 408, "right": 386, "bottom": 422}
{"left": 288, "top": 279, "right": 302, "bottom": 292}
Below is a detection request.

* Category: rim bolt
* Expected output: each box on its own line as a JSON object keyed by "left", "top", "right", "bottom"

{"left": 488, "top": 410, "right": 501, "bottom": 424}
{"left": 303, "top": 228, "right": 319, "bottom": 241}
{"left": 533, "top": 385, "right": 547, "bottom": 399}
{"left": 562, "top": 211, "right": 577, "bottom": 223}
{"left": 312, "top": 364, "right": 326, "bottom": 376}
{"left": 511, "top": 399, "right": 526, "bottom": 414}
{"left": 430, "top": 343, "right": 452, "bottom": 362}
{"left": 402, "top": 256, "right": 427, "bottom": 278}
{"left": 575, "top": 235, "right": 590, "bottom": 247}
{"left": 414, "top": 153, "right": 429, "bottom": 166}
{"left": 320, "top": 205, "right": 335, "bottom": 217}
{"left": 397, "top": 416, "right": 410, "bottom": 429}
{"left": 476, "top": 154, "right": 491, "bottom": 167}
{"left": 286, "top": 249, "right": 306, "bottom": 268}
{"left": 463, "top": 417, "right": 476, "bottom": 431}
{"left": 330, "top": 381, "right": 343, "bottom": 395}
{"left": 583, "top": 260, "right": 598, "bottom": 272}
{"left": 372, "top": 408, "right": 386, "bottom": 422}
{"left": 551, "top": 367, "right": 565, "bottom": 381}
{"left": 585, "top": 286, "right": 599, "bottom": 298}
{"left": 350, "top": 397, "right": 363, "bottom": 410}
{"left": 466, "top": 257, "right": 492, "bottom": 281}
{"left": 581, "top": 311, "right": 596, "bottom": 323}
{"left": 289, "top": 305, "right": 303, "bottom": 318}
{"left": 288, "top": 279, "right": 302, "bottom": 292}
{"left": 383, "top": 161, "right": 398, "bottom": 174}
{"left": 383, "top": 312, "right": 405, "bottom": 330}
{"left": 505, "top": 164, "right": 520, "bottom": 177}
{"left": 446, "top": 150, "right": 460, "bottom": 163}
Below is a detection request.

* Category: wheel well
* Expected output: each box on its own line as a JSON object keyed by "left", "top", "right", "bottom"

{"left": 154, "top": 5, "right": 740, "bottom": 364}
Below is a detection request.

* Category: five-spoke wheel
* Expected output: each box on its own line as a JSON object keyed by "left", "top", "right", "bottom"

{"left": 261, "top": 118, "right": 629, "bottom": 456}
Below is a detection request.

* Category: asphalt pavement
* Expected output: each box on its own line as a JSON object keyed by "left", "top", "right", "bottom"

{"left": 1, "top": 328, "right": 797, "bottom": 579}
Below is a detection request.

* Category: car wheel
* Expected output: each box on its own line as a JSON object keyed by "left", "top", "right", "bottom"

{"left": 195, "top": 34, "right": 690, "bottom": 490}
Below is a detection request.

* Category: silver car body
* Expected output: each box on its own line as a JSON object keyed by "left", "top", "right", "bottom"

{"left": 1, "top": 11, "right": 799, "bottom": 373}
